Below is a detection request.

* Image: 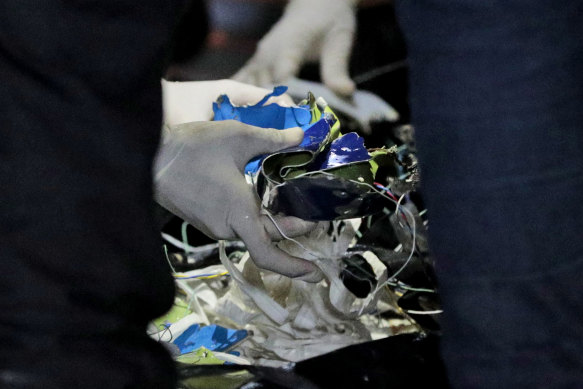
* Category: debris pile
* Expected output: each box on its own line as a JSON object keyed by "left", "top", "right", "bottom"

{"left": 153, "top": 88, "right": 439, "bottom": 368}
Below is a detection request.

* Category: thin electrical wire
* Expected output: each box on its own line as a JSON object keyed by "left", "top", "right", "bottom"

{"left": 173, "top": 271, "right": 229, "bottom": 280}
{"left": 161, "top": 233, "right": 223, "bottom": 254}
{"left": 386, "top": 281, "right": 437, "bottom": 294}
{"left": 353, "top": 60, "right": 408, "bottom": 85}
{"left": 340, "top": 263, "right": 377, "bottom": 302}
{"left": 163, "top": 244, "right": 177, "bottom": 274}
{"left": 157, "top": 324, "right": 174, "bottom": 342}
{"left": 263, "top": 210, "right": 320, "bottom": 260}
{"left": 374, "top": 182, "right": 398, "bottom": 201}
{"left": 396, "top": 194, "right": 405, "bottom": 216}
{"left": 162, "top": 232, "right": 194, "bottom": 252}
{"left": 164, "top": 237, "right": 229, "bottom": 280}
{"left": 394, "top": 193, "right": 413, "bottom": 231}
{"left": 405, "top": 309, "right": 443, "bottom": 315}
{"left": 373, "top": 183, "right": 409, "bottom": 226}
{"left": 181, "top": 221, "right": 190, "bottom": 253}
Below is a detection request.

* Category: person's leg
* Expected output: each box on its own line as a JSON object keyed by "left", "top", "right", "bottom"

{"left": 396, "top": 1, "right": 583, "bottom": 387}
{"left": 0, "top": 1, "right": 190, "bottom": 387}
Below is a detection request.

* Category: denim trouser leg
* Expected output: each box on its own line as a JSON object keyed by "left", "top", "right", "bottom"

{"left": 396, "top": 1, "right": 583, "bottom": 387}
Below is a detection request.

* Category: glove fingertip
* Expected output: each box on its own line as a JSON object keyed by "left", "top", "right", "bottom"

{"left": 330, "top": 79, "right": 356, "bottom": 97}
{"left": 294, "top": 268, "right": 325, "bottom": 283}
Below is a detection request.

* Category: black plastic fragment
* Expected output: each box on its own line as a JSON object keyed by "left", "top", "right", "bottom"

{"left": 263, "top": 175, "right": 385, "bottom": 221}
{"left": 340, "top": 254, "right": 378, "bottom": 298}
{"left": 176, "top": 334, "right": 449, "bottom": 389}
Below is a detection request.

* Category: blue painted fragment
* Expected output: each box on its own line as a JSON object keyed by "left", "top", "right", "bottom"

{"left": 213, "top": 86, "right": 322, "bottom": 174}
{"left": 298, "top": 115, "right": 334, "bottom": 152}
{"left": 173, "top": 324, "right": 248, "bottom": 354}
{"left": 213, "top": 87, "right": 373, "bottom": 178}
{"left": 213, "top": 86, "right": 312, "bottom": 130}
{"left": 314, "top": 132, "right": 370, "bottom": 171}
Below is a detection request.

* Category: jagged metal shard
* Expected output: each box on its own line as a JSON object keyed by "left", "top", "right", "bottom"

{"left": 259, "top": 174, "right": 384, "bottom": 221}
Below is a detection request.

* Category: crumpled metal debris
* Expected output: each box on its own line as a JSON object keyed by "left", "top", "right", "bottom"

{"left": 213, "top": 87, "right": 396, "bottom": 220}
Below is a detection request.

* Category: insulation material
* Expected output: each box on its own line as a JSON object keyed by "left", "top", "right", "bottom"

{"left": 204, "top": 222, "right": 401, "bottom": 366}
{"left": 156, "top": 219, "right": 414, "bottom": 367}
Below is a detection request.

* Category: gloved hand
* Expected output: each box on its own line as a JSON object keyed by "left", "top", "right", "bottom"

{"left": 154, "top": 120, "right": 323, "bottom": 282}
{"left": 233, "top": 0, "right": 359, "bottom": 97}
{"left": 162, "top": 79, "right": 294, "bottom": 126}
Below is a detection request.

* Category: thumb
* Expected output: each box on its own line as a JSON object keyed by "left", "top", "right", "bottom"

{"left": 320, "top": 18, "right": 356, "bottom": 96}
{"left": 271, "top": 45, "right": 305, "bottom": 84}
{"left": 232, "top": 124, "right": 304, "bottom": 168}
{"left": 232, "top": 60, "right": 258, "bottom": 85}
{"left": 233, "top": 216, "right": 323, "bottom": 282}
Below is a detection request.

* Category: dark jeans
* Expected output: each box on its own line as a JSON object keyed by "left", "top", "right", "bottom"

{"left": 0, "top": 1, "right": 195, "bottom": 387}
{"left": 396, "top": 1, "right": 583, "bottom": 387}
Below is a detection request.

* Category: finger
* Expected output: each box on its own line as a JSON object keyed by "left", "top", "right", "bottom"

{"left": 219, "top": 79, "right": 295, "bottom": 107}
{"left": 230, "top": 124, "right": 304, "bottom": 167}
{"left": 270, "top": 25, "right": 318, "bottom": 83}
{"left": 295, "top": 269, "right": 325, "bottom": 283}
{"left": 233, "top": 218, "right": 322, "bottom": 281}
{"left": 225, "top": 80, "right": 282, "bottom": 107}
{"left": 232, "top": 60, "right": 258, "bottom": 84}
{"left": 272, "top": 54, "right": 303, "bottom": 85}
{"left": 320, "top": 21, "right": 356, "bottom": 96}
{"left": 260, "top": 214, "right": 317, "bottom": 241}
{"left": 256, "top": 68, "right": 275, "bottom": 89}
{"left": 232, "top": 57, "right": 275, "bottom": 89}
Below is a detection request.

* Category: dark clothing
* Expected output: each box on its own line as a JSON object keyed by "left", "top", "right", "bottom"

{"left": 2, "top": 0, "right": 582, "bottom": 388}
{"left": 396, "top": 0, "right": 583, "bottom": 387}
{"left": 0, "top": 1, "right": 203, "bottom": 387}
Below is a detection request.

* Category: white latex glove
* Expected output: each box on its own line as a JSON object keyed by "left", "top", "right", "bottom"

{"left": 162, "top": 79, "right": 294, "bottom": 126}
{"left": 233, "top": 0, "right": 359, "bottom": 96}
{"left": 154, "top": 120, "right": 323, "bottom": 282}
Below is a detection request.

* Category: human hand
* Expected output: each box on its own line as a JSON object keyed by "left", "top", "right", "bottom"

{"left": 162, "top": 79, "right": 294, "bottom": 126}
{"left": 233, "top": 0, "right": 358, "bottom": 97}
{"left": 154, "top": 120, "right": 323, "bottom": 282}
